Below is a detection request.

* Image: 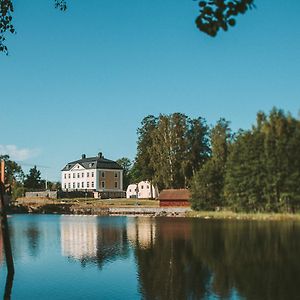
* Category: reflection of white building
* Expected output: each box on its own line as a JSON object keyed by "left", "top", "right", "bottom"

{"left": 127, "top": 218, "right": 156, "bottom": 249}
{"left": 60, "top": 216, "right": 97, "bottom": 260}
{"left": 126, "top": 181, "right": 157, "bottom": 199}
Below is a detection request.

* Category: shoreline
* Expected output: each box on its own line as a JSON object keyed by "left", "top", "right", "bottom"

{"left": 8, "top": 199, "right": 300, "bottom": 221}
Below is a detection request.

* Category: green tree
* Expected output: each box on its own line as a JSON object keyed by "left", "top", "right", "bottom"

{"left": 116, "top": 157, "right": 132, "bottom": 190}
{"left": 24, "top": 166, "right": 43, "bottom": 190}
{"left": 224, "top": 108, "right": 300, "bottom": 212}
{"left": 190, "top": 118, "right": 232, "bottom": 210}
{"left": 185, "top": 117, "right": 210, "bottom": 180}
{"left": 135, "top": 115, "right": 158, "bottom": 183}
{"left": 0, "top": 154, "right": 24, "bottom": 185}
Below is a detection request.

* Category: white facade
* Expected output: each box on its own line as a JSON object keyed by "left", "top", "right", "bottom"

{"left": 126, "top": 181, "right": 157, "bottom": 199}
{"left": 61, "top": 154, "right": 123, "bottom": 193}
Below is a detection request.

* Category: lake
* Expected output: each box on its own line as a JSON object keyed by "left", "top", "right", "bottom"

{"left": 0, "top": 214, "right": 300, "bottom": 299}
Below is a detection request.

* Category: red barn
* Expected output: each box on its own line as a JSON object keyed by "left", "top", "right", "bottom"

{"left": 158, "top": 189, "right": 191, "bottom": 207}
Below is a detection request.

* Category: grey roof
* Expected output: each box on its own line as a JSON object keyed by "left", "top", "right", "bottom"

{"left": 61, "top": 155, "right": 123, "bottom": 171}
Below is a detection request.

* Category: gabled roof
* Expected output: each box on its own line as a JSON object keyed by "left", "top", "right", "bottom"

{"left": 158, "top": 189, "right": 190, "bottom": 201}
{"left": 61, "top": 154, "right": 123, "bottom": 171}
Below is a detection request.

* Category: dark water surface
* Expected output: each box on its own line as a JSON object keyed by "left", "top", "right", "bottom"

{"left": 0, "top": 215, "right": 300, "bottom": 300}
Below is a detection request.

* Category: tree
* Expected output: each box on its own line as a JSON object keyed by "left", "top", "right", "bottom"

{"left": 136, "top": 113, "right": 209, "bottom": 190}
{"left": 1, "top": 0, "right": 255, "bottom": 54}
{"left": 135, "top": 115, "right": 158, "bottom": 183}
{"left": 224, "top": 108, "right": 300, "bottom": 212}
{"left": 190, "top": 118, "right": 232, "bottom": 210}
{"left": 116, "top": 157, "right": 132, "bottom": 190}
{"left": 24, "top": 166, "right": 43, "bottom": 190}
{"left": 0, "top": 154, "right": 24, "bottom": 185}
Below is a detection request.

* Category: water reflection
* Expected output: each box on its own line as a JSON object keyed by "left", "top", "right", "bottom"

{"left": 136, "top": 219, "right": 300, "bottom": 300}
{"left": 61, "top": 216, "right": 97, "bottom": 260}
{"left": 127, "top": 218, "right": 156, "bottom": 249}
{"left": 60, "top": 216, "right": 129, "bottom": 268}
{"left": 3, "top": 216, "right": 300, "bottom": 300}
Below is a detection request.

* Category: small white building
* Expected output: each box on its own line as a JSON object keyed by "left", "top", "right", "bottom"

{"left": 126, "top": 181, "right": 157, "bottom": 199}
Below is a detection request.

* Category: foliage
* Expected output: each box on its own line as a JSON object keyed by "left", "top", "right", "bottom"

{"left": 191, "top": 109, "right": 300, "bottom": 213}
{"left": 190, "top": 118, "right": 232, "bottom": 210}
{"left": 24, "top": 166, "right": 43, "bottom": 190}
{"left": 195, "top": 0, "right": 255, "bottom": 37}
{"left": 0, "top": 0, "right": 255, "bottom": 54}
{"left": 0, "top": 154, "right": 24, "bottom": 184}
{"left": 0, "top": 0, "right": 66, "bottom": 54}
{"left": 116, "top": 157, "right": 132, "bottom": 189}
{"left": 136, "top": 113, "right": 209, "bottom": 190}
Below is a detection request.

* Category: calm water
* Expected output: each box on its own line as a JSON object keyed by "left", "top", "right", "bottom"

{"left": 0, "top": 215, "right": 300, "bottom": 300}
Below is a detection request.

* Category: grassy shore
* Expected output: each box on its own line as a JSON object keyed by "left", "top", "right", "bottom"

{"left": 186, "top": 210, "right": 300, "bottom": 221}
{"left": 15, "top": 197, "right": 159, "bottom": 208}
{"left": 13, "top": 197, "right": 300, "bottom": 220}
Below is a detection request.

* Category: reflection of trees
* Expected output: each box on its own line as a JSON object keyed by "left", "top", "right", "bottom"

{"left": 25, "top": 223, "right": 40, "bottom": 257}
{"left": 191, "top": 220, "right": 300, "bottom": 300}
{"left": 135, "top": 219, "right": 300, "bottom": 300}
{"left": 135, "top": 218, "right": 211, "bottom": 299}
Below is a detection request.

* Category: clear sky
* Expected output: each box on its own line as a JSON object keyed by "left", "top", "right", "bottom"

{"left": 1, "top": 0, "right": 300, "bottom": 181}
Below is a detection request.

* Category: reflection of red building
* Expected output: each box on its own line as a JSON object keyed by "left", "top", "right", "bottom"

{"left": 160, "top": 218, "right": 191, "bottom": 240}
{"left": 159, "top": 189, "right": 191, "bottom": 207}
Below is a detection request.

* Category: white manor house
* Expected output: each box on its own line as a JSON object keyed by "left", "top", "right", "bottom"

{"left": 61, "top": 152, "right": 124, "bottom": 198}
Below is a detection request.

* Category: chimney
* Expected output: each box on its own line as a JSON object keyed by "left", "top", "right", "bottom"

{"left": 82, "top": 154, "right": 86, "bottom": 159}
{"left": 98, "top": 152, "right": 103, "bottom": 158}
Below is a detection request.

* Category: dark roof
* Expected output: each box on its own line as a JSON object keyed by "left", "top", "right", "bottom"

{"left": 158, "top": 189, "right": 190, "bottom": 201}
{"left": 61, "top": 155, "right": 123, "bottom": 171}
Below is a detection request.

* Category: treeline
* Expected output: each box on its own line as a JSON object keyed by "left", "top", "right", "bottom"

{"left": 0, "top": 155, "right": 60, "bottom": 199}
{"left": 130, "top": 108, "right": 300, "bottom": 212}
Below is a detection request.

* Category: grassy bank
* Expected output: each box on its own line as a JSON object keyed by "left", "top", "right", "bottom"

{"left": 15, "top": 197, "right": 159, "bottom": 208}
{"left": 186, "top": 210, "right": 300, "bottom": 221}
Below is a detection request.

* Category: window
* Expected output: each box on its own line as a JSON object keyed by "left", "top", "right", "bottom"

{"left": 73, "top": 173, "right": 75, "bottom": 178}
{"left": 91, "top": 182, "right": 94, "bottom": 188}
{"left": 87, "top": 172, "right": 89, "bottom": 177}
{"left": 68, "top": 183, "right": 71, "bottom": 188}
{"left": 82, "top": 172, "right": 84, "bottom": 178}
{"left": 91, "top": 172, "right": 94, "bottom": 177}
{"left": 114, "top": 182, "right": 118, "bottom": 188}
{"left": 64, "top": 183, "right": 67, "bottom": 189}
{"left": 141, "top": 185, "right": 144, "bottom": 189}
{"left": 64, "top": 174, "right": 66, "bottom": 179}
{"left": 101, "top": 181, "right": 105, "bottom": 188}
{"left": 77, "top": 165, "right": 80, "bottom": 168}
{"left": 73, "top": 183, "right": 75, "bottom": 188}
{"left": 87, "top": 182, "right": 90, "bottom": 188}
{"left": 68, "top": 174, "right": 71, "bottom": 179}
{"left": 129, "top": 189, "right": 131, "bottom": 192}
{"left": 101, "top": 172, "right": 105, "bottom": 178}
{"left": 82, "top": 182, "right": 84, "bottom": 188}
{"left": 115, "top": 172, "right": 118, "bottom": 178}
{"left": 77, "top": 182, "right": 80, "bottom": 188}
{"left": 77, "top": 173, "right": 80, "bottom": 178}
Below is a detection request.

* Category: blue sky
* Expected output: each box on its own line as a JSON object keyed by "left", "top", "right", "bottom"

{"left": 1, "top": 0, "right": 300, "bottom": 181}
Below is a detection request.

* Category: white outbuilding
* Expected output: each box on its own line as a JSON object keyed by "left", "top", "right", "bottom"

{"left": 126, "top": 181, "right": 157, "bottom": 199}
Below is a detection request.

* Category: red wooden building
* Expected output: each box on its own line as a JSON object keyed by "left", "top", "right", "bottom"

{"left": 158, "top": 189, "right": 191, "bottom": 207}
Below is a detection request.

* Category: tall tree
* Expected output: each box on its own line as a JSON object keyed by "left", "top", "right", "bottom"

{"left": 190, "top": 118, "right": 232, "bottom": 210}
{"left": 24, "top": 166, "right": 43, "bottom": 190}
{"left": 135, "top": 115, "right": 158, "bottom": 183}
